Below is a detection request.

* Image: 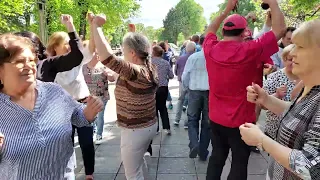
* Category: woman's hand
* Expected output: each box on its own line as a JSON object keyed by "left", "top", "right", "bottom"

{"left": 276, "top": 85, "right": 287, "bottom": 99}
{"left": 247, "top": 83, "right": 269, "bottom": 105}
{"left": 87, "top": 12, "right": 94, "bottom": 25}
{"left": 83, "top": 96, "right": 103, "bottom": 122}
{"left": 61, "top": 14, "right": 75, "bottom": 32}
{"left": 93, "top": 14, "right": 106, "bottom": 27}
{"left": 239, "top": 123, "right": 265, "bottom": 146}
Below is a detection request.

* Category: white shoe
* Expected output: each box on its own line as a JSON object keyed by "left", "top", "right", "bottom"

{"left": 174, "top": 121, "right": 179, "bottom": 126}
{"left": 164, "top": 129, "right": 171, "bottom": 135}
{"left": 144, "top": 152, "right": 151, "bottom": 170}
{"left": 95, "top": 135, "right": 103, "bottom": 145}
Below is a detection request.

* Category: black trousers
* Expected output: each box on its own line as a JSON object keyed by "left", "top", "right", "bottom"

{"left": 206, "top": 122, "right": 250, "bottom": 180}
{"left": 72, "top": 125, "right": 95, "bottom": 175}
{"left": 156, "top": 86, "right": 170, "bottom": 131}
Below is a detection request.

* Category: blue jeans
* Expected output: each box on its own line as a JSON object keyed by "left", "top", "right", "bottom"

{"left": 96, "top": 101, "right": 107, "bottom": 136}
{"left": 175, "top": 83, "right": 188, "bottom": 123}
{"left": 187, "top": 90, "right": 211, "bottom": 159}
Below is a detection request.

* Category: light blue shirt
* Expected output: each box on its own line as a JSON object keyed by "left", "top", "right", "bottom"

{"left": 0, "top": 81, "right": 90, "bottom": 180}
{"left": 182, "top": 50, "right": 209, "bottom": 91}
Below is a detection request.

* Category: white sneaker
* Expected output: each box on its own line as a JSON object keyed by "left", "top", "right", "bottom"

{"left": 95, "top": 135, "right": 103, "bottom": 145}
{"left": 144, "top": 152, "right": 151, "bottom": 170}
{"left": 174, "top": 121, "right": 179, "bottom": 126}
{"left": 164, "top": 129, "right": 171, "bottom": 135}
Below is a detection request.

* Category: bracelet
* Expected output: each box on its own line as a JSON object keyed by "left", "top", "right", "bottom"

{"left": 256, "top": 135, "right": 265, "bottom": 151}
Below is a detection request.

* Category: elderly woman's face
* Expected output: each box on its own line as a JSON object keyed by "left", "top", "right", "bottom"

{"left": 55, "top": 38, "right": 70, "bottom": 56}
{"left": 0, "top": 48, "right": 37, "bottom": 91}
{"left": 291, "top": 41, "right": 319, "bottom": 77}
{"left": 122, "top": 44, "right": 136, "bottom": 63}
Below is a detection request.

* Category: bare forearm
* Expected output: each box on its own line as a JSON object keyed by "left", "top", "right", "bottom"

{"left": 262, "top": 134, "right": 292, "bottom": 170}
{"left": 92, "top": 25, "right": 113, "bottom": 61}
{"left": 88, "top": 24, "right": 96, "bottom": 54}
{"left": 206, "top": 11, "right": 229, "bottom": 35}
{"left": 263, "top": 94, "right": 291, "bottom": 115}
{"left": 65, "top": 23, "right": 76, "bottom": 33}
{"left": 269, "top": 3, "right": 286, "bottom": 40}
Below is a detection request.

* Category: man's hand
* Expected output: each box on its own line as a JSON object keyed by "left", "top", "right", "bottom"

{"left": 265, "top": 10, "right": 272, "bottom": 27}
{"left": 263, "top": 63, "right": 274, "bottom": 75}
{"left": 246, "top": 12, "right": 257, "bottom": 22}
{"left": 83, "top": 96, "right": 103, "bottom": 122}
{"left": 226, "top": 0, "right": 238, "bottom": 12}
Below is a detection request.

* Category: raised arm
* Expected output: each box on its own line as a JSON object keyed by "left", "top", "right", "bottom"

{"left": 50, "top": 15, "right": 84, "bottom": 72}
{"left": 205, "top": 0, "right": 237, "bottom": 35}
{"left": 263, "top": 0, "right": 286, "bottom": 40}
{"left": 247, "top": 83, "right": 291, "bottom": 116}
{"left": 91, "top": 15, "right": 139, "bottom": 80}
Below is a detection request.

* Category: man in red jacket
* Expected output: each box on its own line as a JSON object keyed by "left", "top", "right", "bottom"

{"left": 203, "top": 0, "right": 285, "bottom": 179}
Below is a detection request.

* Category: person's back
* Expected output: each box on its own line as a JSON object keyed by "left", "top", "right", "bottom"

{"left": 204, "top": 15, "right": 279, "bottom": 128}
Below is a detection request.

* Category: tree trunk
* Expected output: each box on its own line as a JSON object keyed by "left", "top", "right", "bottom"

{"left": 78, "top": 0, "right": 88, "bottom": 39}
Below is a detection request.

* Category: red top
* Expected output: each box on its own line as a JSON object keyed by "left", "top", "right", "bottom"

{"left": 203, "top": 31, "right": 278, "bottom": 128}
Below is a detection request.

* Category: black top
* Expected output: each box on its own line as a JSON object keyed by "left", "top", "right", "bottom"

{"left": 37, "top": 32, "right": 84, "bottom": 82}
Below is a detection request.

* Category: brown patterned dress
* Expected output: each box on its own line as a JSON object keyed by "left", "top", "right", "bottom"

{"left": 101, "top": 55, "right": 158, "bottom": 129}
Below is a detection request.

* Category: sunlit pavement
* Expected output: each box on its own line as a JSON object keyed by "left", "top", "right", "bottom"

{"left": 75, "top": 77, "right": 269, "bottom": 180}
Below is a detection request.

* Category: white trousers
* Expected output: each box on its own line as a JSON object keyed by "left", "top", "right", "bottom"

{"left": 121, "top": 123, "right": 157, "bottom": 180}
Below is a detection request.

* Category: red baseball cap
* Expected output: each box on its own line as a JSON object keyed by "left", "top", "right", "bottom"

{"left": 223, "top": 14, "right": 247, "bottom": 30}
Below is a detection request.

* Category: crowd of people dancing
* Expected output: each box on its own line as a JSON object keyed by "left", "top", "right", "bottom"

{"left": 0, "top": 0, "right": 320, "bottom": 179}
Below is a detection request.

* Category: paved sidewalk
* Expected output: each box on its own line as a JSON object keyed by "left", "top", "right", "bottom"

{"left": 75, "top": 78, "right": 269, "bottom": 180}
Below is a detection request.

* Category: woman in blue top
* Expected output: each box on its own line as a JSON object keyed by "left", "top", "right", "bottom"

{"left": 0, "top": 34, "right": 103, "bottom": 179}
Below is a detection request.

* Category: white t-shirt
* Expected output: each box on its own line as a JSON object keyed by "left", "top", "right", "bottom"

{"left": 54, "top": 46, "right": 93, "bottom": 100}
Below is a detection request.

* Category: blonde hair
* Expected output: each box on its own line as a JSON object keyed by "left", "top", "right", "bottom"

{"left": 282, "top": 44, "right": 295, "bottom": 61}
{"left": 46, "top": 32, "right": 69, "bottom": 56}
{"left": 292, "top": 19, "right": 320, "bottom": 48}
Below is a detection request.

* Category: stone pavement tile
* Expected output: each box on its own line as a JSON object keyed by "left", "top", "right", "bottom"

{"left": 104, "top": 128, "right": 121, "bottom": 145}
{"left": 195, "top": 158, "right": 231, "bottom": 175}
{"left": 115, "top": 173, "right": 156, "bottom": 180}
{"left": 248, "top": 174, "right": 267, "bottom": 180}
{"left": 198, "top": 173, "right": 229, "bottom": 180}
{"left": 248, "top": 156, "right": 268, "bottom": 175}
{"left": 161, "top": 130, "right": 189, "bottom": 145}
{"left": 80, "top": 157, "right": 121, "bottom": 174}
{"left": 160, "top": 145, "right": 190, "bottom": 158}
{"left": 151, "top": 144, "right": 160, "bottom": 157}
{"left": 95, "top": 145, "right": 121, "bottom": 158}
{"left": 158, "top": 158, "right": 196, "bottom": 174}
{"left": 157, "top": 174, "right": 197, "bottom": 180}
{"left": 76, "top": 173, "right": 116, "bottom": 180}
{"left": 153, "top": 133, "right": 162, "bottom": 145}
{"left": 119, "top": 157, "right": 159, "bottom": 174}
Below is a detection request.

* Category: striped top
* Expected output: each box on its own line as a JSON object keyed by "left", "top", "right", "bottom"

{"left": 101, "top": 55, "right": 158, "bottom": 129}
{"left": 268, "top": 85, "right": 320, "bottom": 180}
{"left": 0, "top": 81, "right": 90, "bottom": 180}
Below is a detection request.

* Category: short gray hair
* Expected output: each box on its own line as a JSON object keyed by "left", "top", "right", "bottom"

{"left": 123, "top": 32, "right": 151, "bottom": 60}
{"left": 186, "top": 41, "right": 196, "bottom": 53}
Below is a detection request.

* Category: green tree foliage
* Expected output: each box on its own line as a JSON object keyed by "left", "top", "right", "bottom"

{"left": 161, "top": 0, "right": 206, "bottom": 44}
{"left": 210, "top": 0, "right": 259, "bottom": 39}
{"left": 0, "top": 0, "right": 140, "bottom": 41}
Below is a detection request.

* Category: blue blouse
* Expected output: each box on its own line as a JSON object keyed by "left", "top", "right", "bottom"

{"left": 0, "top": 81, "right": 90, "bottom": 180}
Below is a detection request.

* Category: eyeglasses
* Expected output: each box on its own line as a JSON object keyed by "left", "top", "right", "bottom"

{"left": 5, "top": 59, "right": 37, "bottom": 69}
